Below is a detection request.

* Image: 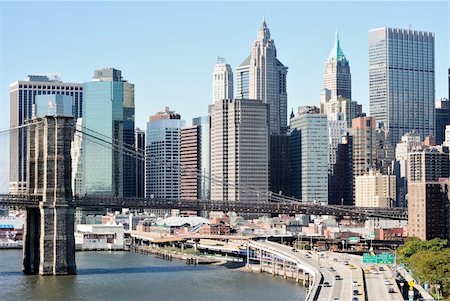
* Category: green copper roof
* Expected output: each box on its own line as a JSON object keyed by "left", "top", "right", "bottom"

{"left": 328, "top": 32, "right": 347, "bottom": 61}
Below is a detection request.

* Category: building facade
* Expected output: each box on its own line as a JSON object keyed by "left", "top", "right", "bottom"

{"left": 269, "top": 134, "right": 290, "bottom": 197}
{"left": 71, "top": 118, "right": 84, "bottom": 196}
{"left": 82, "top": 68, "right": 135, "bottom": 196}
{"left": 135, "top": 128, "right": 145, "bottom": 198}
{"left": 212, "top": 59, "right": 233, "bottom": 104}
{"left": 369, "top": 27, "right": 435, "bottom": 144}
{"left": 290, "top": 107, "right": 328, "bottom": 203}
{"left": 210, "top": 99, "right": 269, "bottom": 202}
{"left": 435, "top": 98, "right": 450, "bottom": 145}
{"left": 237, "top": 20, "right": 288, "bottom": 135}
{"left": 323, "top": 33, "right": 351, "bottom": 100}
{"left": 180, "top": 125, "right": 200, "bottom": 200}
{"left": 9, "top": 75, "right": 82, "bottom": 193}
{"left": 351, "top": 116, "right": 378, "bottom": 178}
{"left": 329, "top": 133, "right": 353, "bottom": 205}
{"left": 193, "top": 116, "right": 211, "bottom": 200}
{"left": 355, "top": 169, "right": 396, "bottom": 207}
{"left": 145, "top": 107, "right": 185, "bottom": 199}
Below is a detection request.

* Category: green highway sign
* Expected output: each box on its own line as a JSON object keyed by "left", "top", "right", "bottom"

{"left": 363, "top": 253, "right": 394, "bottom": 264}
{"left": 348, "top": 237, "right": 360, "bottom": 243}
{"left": 363, "top": 253, "right": 377, "bottom": 263}
{"left": 377, "top": 253, "right": 394, "bottom": 264}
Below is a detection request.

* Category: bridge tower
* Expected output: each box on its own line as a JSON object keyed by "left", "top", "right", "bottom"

{"left": 23, "top": 116, "right": 76, "bottom": 275}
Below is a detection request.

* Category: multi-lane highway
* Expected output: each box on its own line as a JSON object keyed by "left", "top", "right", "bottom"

{"left": 252, "top": 241, "right": 405, "bottom": 301}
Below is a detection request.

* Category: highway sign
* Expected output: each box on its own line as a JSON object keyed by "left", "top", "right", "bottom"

{"left": 377, "top": 253, "right": 394, "bottom": 264}
{"left": 363, "top": 253, "right": 377, "bottom": 263}
{"left": 348, "top": 237, "right": 360, "bottom": 243}
{"left": 366, "top": 233, "right": 375, "bottom": 239}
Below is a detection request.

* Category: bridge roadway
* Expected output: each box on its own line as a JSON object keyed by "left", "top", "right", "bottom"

{"left": 0, "top": 194, "right": 408, "bottom": 220}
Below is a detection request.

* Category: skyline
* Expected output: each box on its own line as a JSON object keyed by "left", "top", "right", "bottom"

{"left": 0, "top": 1, "right": 449, "bottom": 130}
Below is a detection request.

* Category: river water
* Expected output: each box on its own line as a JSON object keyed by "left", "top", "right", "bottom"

{"left": 0, "top": 250, "right": 306, "bottom": 301}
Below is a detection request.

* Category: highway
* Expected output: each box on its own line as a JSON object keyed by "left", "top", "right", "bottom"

{"left": 347, "top": 254, "right": 403, "bottom": 301}
{"left": 251, "top": 241, "right": 407, "bottom": 301}
{"left": 256, "top": 241, "right": 357, "bottom": 301}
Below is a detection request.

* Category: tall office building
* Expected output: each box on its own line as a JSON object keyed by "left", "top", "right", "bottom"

{"left": 9, "top": 75, "right": 82, "bottom": 193}
{"left": 83, "top": 68, "right": 135, "bottom": 197}
{"left": 269, "top": 134, "right": 290, "bottom": 196}
{"left": 145, "top": 107, "right": 185, "bottom": 199}
{"left": 320, "top": 92, "right": 363, "bottom": 128}
{"left": 351, "top": 117, "right": 377, "bottom": 201}
{"left": 180, "top": 125, "right": 200, "bottom": 200}
{"left": 369, "top": 27, "right": 435, "bottom": 144}
{"left": 327, "top": 113, "right": 348, "bottom": 173}
{"left": 408, "top": 146, "right": 450, "bottom": 240}
{"left": 290, "top": 106, "right": 328, "bottom": 203}
{"left": 236, "top": 20, "right": 288, "bottom": 134}
{"left": 393, "top": 131, "right": 422, "bottom": 207}
{"left": 212, "top": 58, "right": 233, "bottom": 104}
{"left": 193, "top": 116, "right": 211, "bottom": 200}
{"left": 211, "top": 99, "right": 269, "bottom": 202}
{"left": 329, "top": 133, "right": 353, "bottom": 205}
{"left": 71, "top": 118, "right": 84, "bottom": 196}
{"left": 135, "top": 128, "right": 145, "bottom": 198}
{"left": 435, "top": 98, "right": 450, "bottom": 145}
{"left": 323, "top": 32, "right": 351, "bottom": 100}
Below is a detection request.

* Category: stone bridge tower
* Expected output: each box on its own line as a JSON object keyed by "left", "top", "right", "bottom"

{"left": 23, "top": 116, "right": 76, "bottom": 275}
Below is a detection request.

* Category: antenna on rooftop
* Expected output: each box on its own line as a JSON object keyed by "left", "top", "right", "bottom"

{"left": 217, "top": 56, "right": 226, "bottom": 64}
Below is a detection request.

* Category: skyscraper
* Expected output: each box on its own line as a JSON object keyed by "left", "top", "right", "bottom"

{"left": 192, "top": 116, "right": 211, "bottom": 200}
{"left": 236, "top": 20, "right": 288, "bottom": 134}
{"left": 212, "top": 58, "right": 233, "bottom": 104}
{"left": 435, "top": 98, "right": 450, "bottom": 145}
{"left": 83, "top": 68, "right": 135, "bottom": 196}
{"left": 369, "top": 27, "right": 435, "bottom": 144}
{"left": 145, "top": 107, "right": 185, "bottom": 199}
{"left": 71, "top": 118, "right": 84, "bottom": 196}
{"left": 180, "top": 125, "right": 200, "bottom": 200}
{"left": 290, "top": 106, "right": 328, "bottom": 203}
{"left": 211, "top": 99, "right": 269, "bottom": 202}
{"left": 9, "top": 75, "right": 82, "bottom": 193}
{"left": 323, "top": 32, "right": 351, "bottom": 100}
{"left": 351, "top": 116, "right": 377, "bottom": 200}
{"left": 135, "top": 128, "right": 145, "bottom": 198}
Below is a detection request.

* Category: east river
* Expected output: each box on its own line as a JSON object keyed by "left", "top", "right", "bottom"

{"left": 0, "top": 250, "right": 306, "bottom": 301}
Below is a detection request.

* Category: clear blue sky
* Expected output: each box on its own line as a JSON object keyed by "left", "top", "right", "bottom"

{"left": 0, "top": 1, "right": 448, "bottom": 130}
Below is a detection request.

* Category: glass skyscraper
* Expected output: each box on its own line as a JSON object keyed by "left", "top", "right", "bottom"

{"left": 369, "top": 27, "right": 435, "bottom": 144}
{"left": 82, "top": 68, "right": 135, "bottom": 196}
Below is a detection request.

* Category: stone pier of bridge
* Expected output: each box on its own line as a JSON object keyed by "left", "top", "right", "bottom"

{"left": 23, "top": 116, "right": 76, "bottom": 275}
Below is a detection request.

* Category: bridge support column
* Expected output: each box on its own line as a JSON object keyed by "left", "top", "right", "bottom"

{"left": 25, "top": 116, "right": 76, "bottom": 275}
{"left": 39, "top": 204, "right": 76, "bottom": 275}
{"left": 23, "top": 208, "right": 40, "bottom": 274}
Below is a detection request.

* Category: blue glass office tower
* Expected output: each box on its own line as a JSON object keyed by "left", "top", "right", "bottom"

{"left": 82, "top": 68, "right": 135, "bottom": 196}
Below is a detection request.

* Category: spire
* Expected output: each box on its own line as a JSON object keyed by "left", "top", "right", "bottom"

{"left": 328, "top": 32, "right": 347, "bottom": 61}
{"left": 257, "top": 19, "right": 271, "bottom": 40}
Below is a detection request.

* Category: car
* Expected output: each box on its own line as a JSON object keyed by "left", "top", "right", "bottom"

{"left": 352, "top": 281, "right": 358, "bottom": 287}
{"left": 333, "top": 258, "right": 338, "bottom": 262}
{"left": 291, "top": 248, "right": 298, "bottom": 252}
{"left": 378, "top": 266, "right": 385, "bottom": 271}
{"left": 329, "top": 267, "right": 335, "bottom": 271}
{"left": 343, "top": 261, "right": 349, "bottom": 265}
{"left": 352, "top": 298, "right": 359, "bottom": 301}
{"left": 385, "top": 281, "right": 391, "bottom": 285}
{"left": 388, "top": 288, "right": 395, "bottom": 293}
{"left": 333, "top": 298, "right": 340, "bottom": 301}
{"left": 364, "top": 269, "right": 370, "bottom": 274}
{"left": 323, "top": 281, "right": 331, "bottom": 287}
{"left": 353, "top": 289, "right": 359, "bottom": 295}
{"left": 335, "top": 275, "right": 341, "bottom": 280}
{"left": 305, "top": 254, "right": 311, "bottom": 258}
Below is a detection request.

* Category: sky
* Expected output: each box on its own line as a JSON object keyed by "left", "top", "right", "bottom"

{"left": 0, "top": 1, "right": 449, "bottom": 131}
